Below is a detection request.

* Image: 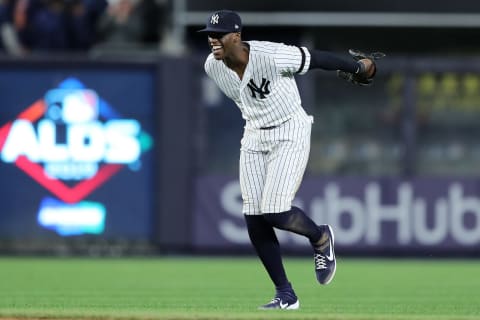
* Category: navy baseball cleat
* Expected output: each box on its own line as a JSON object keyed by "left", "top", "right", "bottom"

{"left": 312, "top": 224, "right": 336, "bottom": 285}
{"left": 259, "top": 296, "right": 300, "bottom": 310}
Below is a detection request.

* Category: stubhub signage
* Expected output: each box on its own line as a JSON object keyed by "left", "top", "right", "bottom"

{"left": 194, "top": 176, "right": 480, "bottom": 253}
{"left": 0, "top": 77, "right": 153, "bottom": 236}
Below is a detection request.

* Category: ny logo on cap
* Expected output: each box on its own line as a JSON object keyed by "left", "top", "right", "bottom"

{"left": 210, "top": 14, "right": 219, "bottom": 24}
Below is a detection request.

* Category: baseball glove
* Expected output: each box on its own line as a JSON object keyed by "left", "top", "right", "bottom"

{"left": 337, "top": 49, "right": 386, "bottom": 86}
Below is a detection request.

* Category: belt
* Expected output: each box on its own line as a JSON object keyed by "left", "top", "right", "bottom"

{"left": 260, "top": 119, "right": 290, "bottom": 130}
{"left": 260, "top": 125, "right": 277, "bottom": 130}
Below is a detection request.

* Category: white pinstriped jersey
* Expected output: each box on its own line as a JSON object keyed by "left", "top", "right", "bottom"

{"left": 204, "top": 41, "right": 311, "bottom": 129}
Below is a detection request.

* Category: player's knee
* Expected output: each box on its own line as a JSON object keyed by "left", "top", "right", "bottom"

{"left": 263, "top": 206, "right": 308, "bottom": 230}
{"left": 244, "top": 214, "right": 277, "bottom": 245}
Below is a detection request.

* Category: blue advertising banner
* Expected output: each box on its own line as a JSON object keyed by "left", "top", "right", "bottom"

{"left": 194, "top": 175, "right": 480, "bottom": 254}
{"left": 0, "top": 64, "right": 156, "bottom": 241}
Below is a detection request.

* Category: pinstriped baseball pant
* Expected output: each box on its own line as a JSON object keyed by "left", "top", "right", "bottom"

{"left": 240, "top": 111, "right": 313, "bottom": 215}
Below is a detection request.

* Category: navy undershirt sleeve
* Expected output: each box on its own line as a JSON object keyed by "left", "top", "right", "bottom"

{"left": 308, "top": 49, "right": 360, "bottom": 73}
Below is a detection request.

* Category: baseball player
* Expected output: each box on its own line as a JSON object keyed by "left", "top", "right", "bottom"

{"left": 198, "top": 10, "right": 382, "bottom": 310}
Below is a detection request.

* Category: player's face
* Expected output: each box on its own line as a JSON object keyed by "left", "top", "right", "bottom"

{"left": 207, "top": 32, "right": 237, "bottom": 60}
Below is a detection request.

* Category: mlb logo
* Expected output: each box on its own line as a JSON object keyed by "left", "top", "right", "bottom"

{"left": 44, "top": 89, "right": 99, "bottom": 124}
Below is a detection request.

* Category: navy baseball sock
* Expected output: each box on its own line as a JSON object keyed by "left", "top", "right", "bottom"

{"left": 263, "top": 206, "right": 322, "bottom": 243}
{"left": 275, "top": 282, "right": 297, "bottom": 301}
{"left": 244, "top": 215, "right": 291, "bottom": 289}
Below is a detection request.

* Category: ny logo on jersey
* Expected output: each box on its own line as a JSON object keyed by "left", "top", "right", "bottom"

{"left": 247, "top": 78, "right": 271, "bottom": 99}
{"left": 210, "top": 14, "right": 219, "bottom": 24}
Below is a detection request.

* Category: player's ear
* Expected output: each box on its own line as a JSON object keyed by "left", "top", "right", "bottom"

{"left": 232, "top": 32, "right": 242, "bottom": 44}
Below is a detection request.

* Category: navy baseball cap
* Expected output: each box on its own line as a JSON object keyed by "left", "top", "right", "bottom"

{"left": 197, "top": 10, "right": 242, "bottom": 33}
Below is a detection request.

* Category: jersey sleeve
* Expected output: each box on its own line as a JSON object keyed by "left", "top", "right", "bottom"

{"left": 274, "top": 43, "right": 311, "bottom": 76}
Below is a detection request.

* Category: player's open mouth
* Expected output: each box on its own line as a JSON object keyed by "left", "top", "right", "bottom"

{"left": 212, "top": 45, "right": 223, "bottom": 53}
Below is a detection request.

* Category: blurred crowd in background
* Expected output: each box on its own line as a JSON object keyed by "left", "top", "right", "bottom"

{"left": 0, "top": 0, "right": 166, "bottom": 56}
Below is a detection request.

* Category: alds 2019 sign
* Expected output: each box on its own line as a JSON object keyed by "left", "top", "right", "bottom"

{"left": 0, "top": 78, "right": 152, "bottom": 236}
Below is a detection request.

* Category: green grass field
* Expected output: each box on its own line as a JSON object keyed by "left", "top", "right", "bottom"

{"left": 0, "top": 257, "right": 479, "bottom": 320}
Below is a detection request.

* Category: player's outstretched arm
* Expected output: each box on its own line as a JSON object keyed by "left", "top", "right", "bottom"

{"left": 308, "top": 49, "right": 385, "bottom": 86}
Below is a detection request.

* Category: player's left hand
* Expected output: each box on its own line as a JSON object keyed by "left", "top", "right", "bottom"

{"left": 337, "top": 49, "right": 386, "bottom": 86}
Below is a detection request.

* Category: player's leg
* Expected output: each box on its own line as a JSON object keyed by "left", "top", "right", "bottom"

{"left": 240, "top": 146, "right": 298, "bottom": 309}
{"left": 244, "top": 215, "right": 299, "bottom": 309}
{"left": 262, "top": 158, "right": 322, "bottom": 244}
{"left": 260, "top": 119, "right": 319, "bottom": 240}
{"left": 261, "top": 119, "right": 336, "bottom": 285}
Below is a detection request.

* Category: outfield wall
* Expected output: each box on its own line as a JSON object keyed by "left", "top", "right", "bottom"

{"left": 193, "top": 176, "right": 480, "bottom": 256}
